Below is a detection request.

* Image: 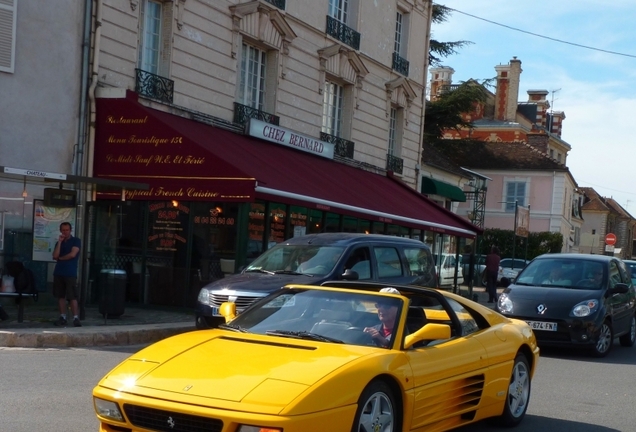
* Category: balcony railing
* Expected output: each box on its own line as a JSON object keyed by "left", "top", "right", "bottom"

{"left": 386, "top": 153, "right": 404, "bottom": 175}
{"left": 135, "top": 69, "right": 174, "bottom": 104}
{"left": 320, "top": 132, "right": 354, "bottom": 159}
{"left": 263, "top": 0, "right": 285, "bottom": 9}
{"left": 233, "top": 102, "right": 280, "bottom": 126}
{"left": 392, "top": 52, "right": 409, "bottom": 76}
{"left": 325, "top": 16, "right": 360, "bottom": 50}
{"left": 437, "top": 84, "right": 461, "bottom": 94}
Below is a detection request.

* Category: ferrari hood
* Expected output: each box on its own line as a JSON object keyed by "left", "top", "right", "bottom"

{"left": 108, "top": 333, "right": 369, "bottom": 403}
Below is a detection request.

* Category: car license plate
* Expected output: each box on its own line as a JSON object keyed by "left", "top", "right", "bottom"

{"left": 525, "top": 320, "right": 557, "bottom": 331}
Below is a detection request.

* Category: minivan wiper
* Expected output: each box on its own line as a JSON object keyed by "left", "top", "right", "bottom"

{"left": 266, "top": 329, "right": 344, "bottom": 343}
{"left": 245, "top": 268, "right": 275, "bottom": 275}
{"left": 272, "top": 270, "right": 311, "bottom": 276}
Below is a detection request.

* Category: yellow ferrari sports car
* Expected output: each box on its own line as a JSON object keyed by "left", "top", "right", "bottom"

{"left": 93, "top": 282, "right": 539, "bottom": 432}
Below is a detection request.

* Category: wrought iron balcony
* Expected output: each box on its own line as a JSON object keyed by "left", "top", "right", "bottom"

{"left": 386, "top": 153, "right": 404, "bottom": 175}
{"left": 392, "top": 52, "right": 409, "bottom": 76}
{"left": 438, "top": 84, "right": 461, "bottom": 94}
{"left": 135, "top": 69, "right": 174, "bottom": 104}
{"left": 233, "top": 102, "right": 280, "bottom": 126}
{"left": 325, "top": 16, "right": 360, "bottom": 50}
{"left": 263, "top": 0, "right": 285, "bottom": 9}
{"left": 320, "top": 132, "right": 354, "bottom": 159}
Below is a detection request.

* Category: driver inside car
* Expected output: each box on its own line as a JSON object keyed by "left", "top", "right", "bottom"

{"left": 364, "top": 288, "right": 400, "bottom": 347}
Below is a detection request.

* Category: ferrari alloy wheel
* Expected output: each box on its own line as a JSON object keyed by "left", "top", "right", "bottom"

{"left": 619, "top": 315, "right": 636, "bottom": 347}
{"left": 592, "top": 320, "right": 613, "bottom": 357}
{"left": 496, "top": 353, "right": 531, "bottom": 427}
{"left": 352, "top": 380, "right": 397, "bottom": 432}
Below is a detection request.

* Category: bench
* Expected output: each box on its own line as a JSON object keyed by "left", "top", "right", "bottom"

{"left": 0, "top": 291, "right": 39, "bottom": 323}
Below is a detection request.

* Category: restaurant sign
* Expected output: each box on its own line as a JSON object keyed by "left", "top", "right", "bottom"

{"left": 247, "top": 119, "right": 334, "bottom": 159}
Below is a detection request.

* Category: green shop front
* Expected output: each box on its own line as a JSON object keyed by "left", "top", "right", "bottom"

{"left": 89, "top": 92, "right": 479, "bottom": 309}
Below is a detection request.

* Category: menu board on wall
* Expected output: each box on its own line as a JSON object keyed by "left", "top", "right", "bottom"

{"left": 248, "top": 203, "right": 265, "bottom": 241}
{"left": 32, "top": 200, "right": 77, "bottom": 262}
{"left": 147, "top": 201, "right": 189, "bottom": 252}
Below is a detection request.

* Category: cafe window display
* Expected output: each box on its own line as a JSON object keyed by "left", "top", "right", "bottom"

{"left": 89, "top": 200, "right": 238, "bottom": 308}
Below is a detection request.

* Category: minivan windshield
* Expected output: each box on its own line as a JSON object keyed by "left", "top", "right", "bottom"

{"left": 245, "top": 245, "right": 345, "bottom": 276}
{"left": 515, "top": 258, "right": 606, "bottom": 290}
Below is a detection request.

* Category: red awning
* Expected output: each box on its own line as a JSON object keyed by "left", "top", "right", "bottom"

{"left": 93, "top": 94, "right": 479, "bottom": 238}
{"left": 94, "top": 95, "right": 256, "bottom": 201}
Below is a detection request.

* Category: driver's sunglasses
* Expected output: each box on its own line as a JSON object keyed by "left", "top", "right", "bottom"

{"left": 375, "top": 303, "right": 393, "bottom": 309}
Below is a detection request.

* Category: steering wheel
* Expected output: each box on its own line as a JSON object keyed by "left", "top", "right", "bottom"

{"left": 347, "top": 327, "right": 375, "bottom": 345}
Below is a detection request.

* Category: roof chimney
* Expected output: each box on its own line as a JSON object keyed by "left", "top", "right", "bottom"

{"left": 527, "top": 90, "right": 549, "bottom": 129}
{"left": 549, "top": 111, "right": 566, "bottom": 137}
{"left": 429, "top": 66, "right": 454, "bottom": 102}
{"left": 494, "top": 57, "right": 522, "bottom": 122}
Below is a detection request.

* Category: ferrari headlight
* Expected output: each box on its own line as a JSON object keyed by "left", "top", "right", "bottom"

{"left": 93, "top": 397, "right": 124, "bottom": 422}
{"left": 237, "top": 426, "right": 282, "bottom": 432}
{"left": 571, "top": 299, "right": 599, "bottom": 317}
{"left": 197, "top": 288, "right": 211, "bottom": 305}
{"left": 497, "top": 293, "right": 513, "bottom": 314}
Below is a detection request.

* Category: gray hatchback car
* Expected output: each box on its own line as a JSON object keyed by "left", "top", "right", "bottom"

{"left": 195, "top": 233, "right": 437, "bottom": 328}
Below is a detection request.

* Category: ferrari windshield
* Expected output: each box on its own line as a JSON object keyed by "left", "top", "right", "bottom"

{"left": 227, "top": 288, "right": 403, "bottom": 347}
{"left": 515, "top": 258, "right": 606, "bottom": 290}
{"left": 245, "top": 244, "right": 345, "bottom": 276}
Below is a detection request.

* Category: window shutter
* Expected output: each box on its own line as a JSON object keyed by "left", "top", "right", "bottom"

{"left": 0, "top": 0, "right": 16, "bottom": 73}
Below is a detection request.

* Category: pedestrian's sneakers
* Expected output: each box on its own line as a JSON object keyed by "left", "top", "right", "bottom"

{"left": 54, "top": 316, "right": 67, "bottom": 326}
{"left": 73, "top": 317, "right": 81, "bottom": 327}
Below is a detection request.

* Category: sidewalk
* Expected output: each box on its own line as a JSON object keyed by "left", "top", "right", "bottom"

{"left": 0, "top": 299, "right": 195, "bottom": 348}
{"left": 0, "top": 285, "right": 498, "bottom": 348}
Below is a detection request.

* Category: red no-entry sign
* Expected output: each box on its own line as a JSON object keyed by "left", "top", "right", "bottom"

{"left": 605, "top": 233, "right": 617, "bottom": 245}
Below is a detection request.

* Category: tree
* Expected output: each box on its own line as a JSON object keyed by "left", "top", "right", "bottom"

{"left": 423, "top": 81, "right": 489, "bottom": 142}
{"left": 424, "top": 5, "right": 490, "bottom": 144}
{"left": 429, "top": 5, "right": 472, "bottom": 67}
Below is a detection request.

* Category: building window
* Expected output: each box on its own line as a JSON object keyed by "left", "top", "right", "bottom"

{"left": 329, "top": 0, "right": 349, "bottom": 24}
{"left": 322, "top": 80, "right": 344, "bottom": 137}
{"left": 139, "top": 1, "right": 162, "bottom": 74}
{"left": 0, "top": 0, "right": 17, "bottom": 73}
{"left": 505, "top": 182, "right": 526, "bottom": 212}
{"left": 239, "top": 43, "right": 267, "bottom": 110}
{"left": 138, "top": 0, "right": 173, "bottom": 76}
{"left": 394, "top": 12, "right": 403, "bottom": 54}
{"left": 388, "top": 107, "right": 404, "bottom": 157}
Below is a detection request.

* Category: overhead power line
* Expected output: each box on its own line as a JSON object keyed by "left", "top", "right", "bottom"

{"left": 440, "top": 5, "right": 636, "bottom": 59}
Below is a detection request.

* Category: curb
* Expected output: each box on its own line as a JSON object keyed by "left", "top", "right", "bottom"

{"left": 0, "top": 323, "right": 195, "bottom": 348}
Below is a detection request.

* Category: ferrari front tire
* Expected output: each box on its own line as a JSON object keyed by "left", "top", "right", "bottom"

{"left": 497, "top": 353, "right": 531, "bottom": 427}
{"left": 352, "top": 380, "right": 398, "bottom": 432}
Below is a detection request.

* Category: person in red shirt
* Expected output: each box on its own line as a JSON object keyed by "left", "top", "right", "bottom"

{"left": 485, "top": 246, "right": 501, "bottom": 303}
{"left": 364, "top": 287, "right": 400, "bottom": 347}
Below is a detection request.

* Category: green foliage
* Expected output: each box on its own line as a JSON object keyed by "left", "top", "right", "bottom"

{"left": 477, "top": 229, "right": 563, "bottom": 260}
{"left": 423, "top": 82, "right": 490, "bottom": 141}
{"left": 429, "top": 5, "right": 472, "bottom": 67}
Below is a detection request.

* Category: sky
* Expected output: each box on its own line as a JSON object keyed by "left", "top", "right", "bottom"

{"left": 432, "top": 1, "right": 636, "bottom": 213}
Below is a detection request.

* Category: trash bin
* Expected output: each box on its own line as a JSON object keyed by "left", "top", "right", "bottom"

{"left": 99, "top": 269, "right": 127, "bottom": 317}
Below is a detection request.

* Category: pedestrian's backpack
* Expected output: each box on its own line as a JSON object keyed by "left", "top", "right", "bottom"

{"left": 5, "top": 261, "right": 37, "bottom": 294}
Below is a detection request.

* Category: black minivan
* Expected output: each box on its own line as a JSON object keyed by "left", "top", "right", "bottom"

{"left": 195, "top": 233, "right": 437, "bottom": 328}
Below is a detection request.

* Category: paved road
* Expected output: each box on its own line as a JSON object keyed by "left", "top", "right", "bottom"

{"left": 3, "top": 340, "right": 636, "bottom": 432}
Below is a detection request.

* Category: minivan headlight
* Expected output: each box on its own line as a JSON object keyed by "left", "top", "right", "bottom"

{"left": 571, "top": 300, "right": 599, "bottom": 317}
{"left": 197, "top": 288, "right": 211, "bottom": 305}
{"left": 497, "top": 293, "right": 513, "bottom": 314}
